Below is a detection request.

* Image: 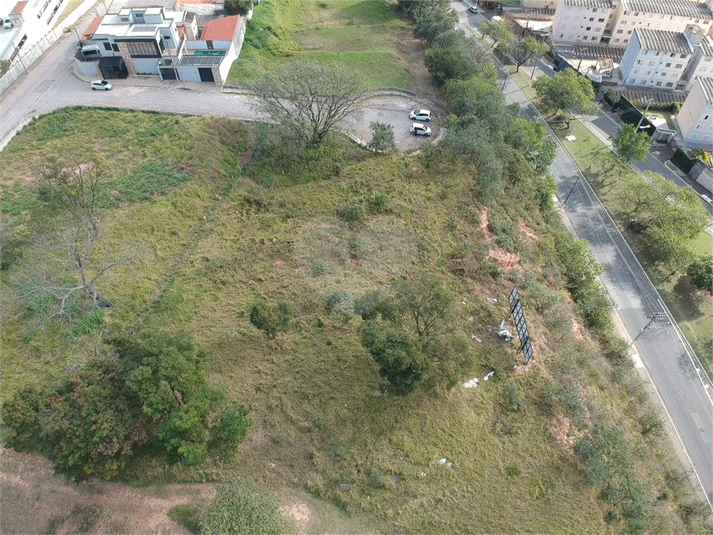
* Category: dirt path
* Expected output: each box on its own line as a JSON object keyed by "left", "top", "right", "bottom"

{"left": 0, "top": 447, "right": 216, "bottom": 535}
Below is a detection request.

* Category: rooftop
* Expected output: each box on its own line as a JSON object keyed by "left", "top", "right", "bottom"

{"left": 9, "top": 0, "right": 27, "bottom": 14}
{"left": 179, "top": 54, "right": 222, "bottom": 65}
{"left": 562, "top": 0, "right": 613, "bottom": 8}
{"left": 200, "top": 14, "right": 240, "bottom": 40}
{"left": 634, "top": 28, "right": 691, "bottom": 54}
{"left": 620, "top": 0, "right": 713, "bottom": 20}
{"left": 696, "top": 76, "right": 713, "bottom": 103}
{"left": 81, "top": 15, "right": 103, "bottom": 40}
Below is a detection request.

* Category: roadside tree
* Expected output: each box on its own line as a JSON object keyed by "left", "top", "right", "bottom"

{"left": 612, "top": 123, "right": 650, "bottom": 163}
{"left": 480, "top": 19, "right": 514, "bottom": 50}
{"left": 533, "top": 69, "right": 596, "bottom": 119}
{"left": 250, "top": 61, "right": 366, "bottom": 146}
{"left": 224, "top": 0, "right": 252, "bottom": 15}
{"left": 509, "top": 35, "right": 549, "bottom": 72}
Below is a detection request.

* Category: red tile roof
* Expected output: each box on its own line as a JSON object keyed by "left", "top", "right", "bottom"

{"left": 10, "top": 1, "right": 28, "bottom": 15}
{"left": 82, "top": 16, "right": 103, "bottom": 41}
{"left": 201, "top": 15, "right": 241, "bottom": 41}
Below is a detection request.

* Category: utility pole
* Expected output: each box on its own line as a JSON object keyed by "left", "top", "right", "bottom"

{"left": 635, "top": 98, "right": 653, "bottom": 131}
{"left": 14, "top": 46, "right": 27, "bottom": 74}
{"left": 629, "top": 312, "right": 668, "bottom": 348}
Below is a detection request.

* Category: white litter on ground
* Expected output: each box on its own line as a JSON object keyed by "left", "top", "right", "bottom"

{"left": 486, "top": 297, "right": 498, "bottom": 303}
{"left": 463, "top": 377, "right": 480, "bottom": 388}
{"left": 565, "top": 135, "right": 576, "bottom": 142}
{"left": 483, "top": 371, "right": 495, "bottom": 381}
{"left": 470, "top": 334, "right": 482, "bottom": 342}
{"left": 631, "top": 353, "right": 644, "bottom": 369}
{"left": 438, "top": 458, "right": 448, "bottom": 465}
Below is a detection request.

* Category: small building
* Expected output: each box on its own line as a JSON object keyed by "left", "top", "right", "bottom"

{"left": 551, "top": 0, "right": 615, "bottom": 45}
{"left": 677, "top": 76, "right": 713, "bottom": 146}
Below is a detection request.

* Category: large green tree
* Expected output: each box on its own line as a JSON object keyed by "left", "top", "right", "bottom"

{"left": 480, "top": 19, "right": 514, "bottom": 50}
{"left": 2, "top": 330, "right": 253, "bottom": 479}
{"left": 687, "top": 255, "right": 713, "bottom": 294}
{"left": 533, "top": 69, "right": 596, "bottom": 118}
{"left": 612, "top": 123, "right": 650, "bottom": 163}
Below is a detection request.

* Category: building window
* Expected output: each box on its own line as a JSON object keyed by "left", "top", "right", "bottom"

{"left": 559, "top": 34, "right": 564, "bottom": 38}
{"left": 675, "top": 64, "right": 682, "bottom": 68}
{"left": 621, "top": 20, "right": 626, "bottom": 24}
{"left": 633, "top": 69, "right": 638, "bottom": 74}
{"left": 627, "top": 30, "right": 632, "bottom": 34}
{"left": 649, "top": 61, "right": 655, "bottom": 66}
{"left": 696, "top": 125, "right": 703, "bottom": 130}
{"left": 614, "top": 38, "right": 620, "bottom": 42}
{"left": 589, "top": 17, "right": 594, "bottom": 21}
{"left": 704, "top": 115, "right": 710, "bottom": 120}
{"left": 617, "top": 29, "right": 624, "bottom": 33}
{"left": 586, "top": 26, "right": 591, "bottom": 30}
{"left": 112, "top": 44, "right": 119, "bottom": 52}
{"left": 103, "top": 42, "right": 111, "bottom": 51}
{"left": 681, "top": 54, "right": 686, "bottom": 59}
{"left": 666, "top": 82, "right": 673, "bottom": 87}
{"left": 656, "top": 81, "right": 662, "bottom": 86}
{"left": 598, "top": 18, "right": 604, "bottom": 22}
{"left": 665, "top": 63, "right": 671, "bottom": 67}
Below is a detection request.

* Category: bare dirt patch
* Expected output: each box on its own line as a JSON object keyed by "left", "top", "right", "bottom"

{"left": 280, "top": 501, "right": 312, "bottom": 535}
{"left": 488, "top": 248, "right": 520, "bottom": 271}
{"left": 0, "top": 446, "right": 215, "bottom": 535}
{"left": 550, "top": 417, "right": 577, "bottom": 453}
{"left": 518, "top": 220, "right": 539, "bottom": 241}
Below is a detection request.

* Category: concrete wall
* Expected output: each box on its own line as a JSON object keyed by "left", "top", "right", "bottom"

{"left": 133, "top": 57, "right": 159, "bottom": 74}
{"left": 74, "top": 57, "right": 101, "bottom": 76}
{"left": 176, "top": 65, "right": 201, "bottom": 82}
{"left": 218, "top": 43, "right": 236, "bottom": 82}
{"left": 523, "top": 0, "right": 557, "bottom": 9}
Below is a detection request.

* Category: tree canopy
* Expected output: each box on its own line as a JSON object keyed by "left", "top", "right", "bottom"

{"left": 533, "top": 69, "right": 596, "bottom": 117}
{"left": 687, "top": 255, "right": 713, "bottom": 294}
{"left": 612, "top": 123, "right": 650, "bottom": 163}
{"left": 509, "top": 35, "right": 549, "bottom": 72}
{"left": 1, "top": 330, "right": 253, "bottom": 479}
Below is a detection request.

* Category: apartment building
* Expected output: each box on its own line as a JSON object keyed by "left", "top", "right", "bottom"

{"left": 551, "top": 0, "right": 615, "bottom": 44}
{"left": 677, "top": 75, "right": 713, "bottom": 145}
{"left": 552, "top": 0, "right": 713, "bottom": 46}
{"left": 618, "top": 25, "right": 713, "bottom": 90}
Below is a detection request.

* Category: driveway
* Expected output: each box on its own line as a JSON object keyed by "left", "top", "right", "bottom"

{"left": 0, "top": 29, "right": 439, "bottom": 152}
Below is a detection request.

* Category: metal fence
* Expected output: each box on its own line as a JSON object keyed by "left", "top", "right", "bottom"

{"left": 0, "top": 0, "right": 97, "bottom": 95}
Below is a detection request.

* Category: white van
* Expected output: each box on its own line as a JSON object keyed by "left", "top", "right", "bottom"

{"left": 81, "top": 44, "right": 101, "bottom": 58}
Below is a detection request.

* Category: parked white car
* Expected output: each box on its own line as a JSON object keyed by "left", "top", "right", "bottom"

{"left": 91, "top": 80, "right": 113, "bottom": 91}
{"left": 468, "top": 5, "right": 481, "bottom": 13}
{"left": 409, "top": 109, "right": 431, "bottom": 121}
{"left": 2, "top": 18, "right": 12, "bottom": 30}
{"left": 410, "top": 123, "right": 431, "bottom": 137}
{"left": 700, "top": 194, "right": 712, "bottom": 205}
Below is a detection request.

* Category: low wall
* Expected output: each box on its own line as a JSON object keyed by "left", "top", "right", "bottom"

{"left": 690, "top": 161, "right": 713, "bottom": 194}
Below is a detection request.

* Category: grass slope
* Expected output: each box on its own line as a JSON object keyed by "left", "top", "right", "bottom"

{"left": 228, "top": 0, "right": 412, "bottom": 89}
{"left": 0, "top": 110, "right": 708, "bottom": 534}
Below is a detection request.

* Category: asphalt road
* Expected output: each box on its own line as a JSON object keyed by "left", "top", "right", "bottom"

{"left": 453, "top": 1, "right": 713, "bottom": 510}
{"left": 0, "top": 18, "right": 439, "bottom": 151}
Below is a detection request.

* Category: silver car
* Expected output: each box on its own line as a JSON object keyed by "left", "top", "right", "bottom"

{"left": 91, "top": 80, "right": 113, "bottom": 91}
{"left": 410, "top": 123, "right": 431, "bottom": 137}
{"left": 409, "top": 109, "right": 432, "bottom": 121}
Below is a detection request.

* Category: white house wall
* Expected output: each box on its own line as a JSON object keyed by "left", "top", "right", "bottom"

{"left": 218, "top": 43, "right": 237, "bottom": 81}
{"left": 133, "top": 57, "right": 159, "bottom": 74}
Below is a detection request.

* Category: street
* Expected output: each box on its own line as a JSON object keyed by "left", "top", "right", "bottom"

{"left": 452, "top": 0, "right": 713, "bottom": 510}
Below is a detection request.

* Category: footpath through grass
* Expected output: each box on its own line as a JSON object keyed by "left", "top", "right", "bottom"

{"left": 507, "top": 73, "right": 713, "bottom": 378}
{"left": 228, "top": 0, "right": 413, "bottom": 89}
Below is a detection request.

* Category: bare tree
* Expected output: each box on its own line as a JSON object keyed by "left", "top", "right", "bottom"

{"left": 250, "top": 60, "right": 366, "bottom": 145}
{"left": 40, "top": 158, "right": 101, "bottom": 237}
{"left": 22, "top": 215, "right": 140, "bottom": 323}
{"left": 21, "top": 159, "right": 141, "bottom": 325}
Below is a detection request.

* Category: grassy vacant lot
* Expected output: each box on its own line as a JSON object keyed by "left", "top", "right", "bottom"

{"left": 509, "top": 71, "right": 713, "bottom": 379}
{"left": 1, "top": 109, "right": 708, "bottom": 534}
{"left": 228, "top": 0, "right": 414, "bottom": 89}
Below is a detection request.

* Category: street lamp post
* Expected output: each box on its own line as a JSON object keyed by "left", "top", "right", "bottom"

{"left": 14, "top": 46, "right": 27, "bottom": 74}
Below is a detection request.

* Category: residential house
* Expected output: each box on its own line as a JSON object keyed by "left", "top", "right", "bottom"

{"left": 75, "top": 7, "right": 245, "bottom": 86}
{"left": 552, "top": 0, "right": 713, "bottom": 46}
{"left": 676, "top": 75, "right": 713, "bottom": 145}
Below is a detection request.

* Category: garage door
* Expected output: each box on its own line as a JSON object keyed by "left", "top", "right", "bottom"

{"left": 198, "top": 68, "right": 214, "bottom": 83}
